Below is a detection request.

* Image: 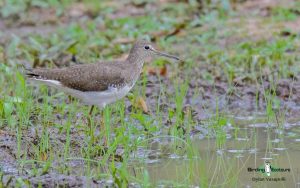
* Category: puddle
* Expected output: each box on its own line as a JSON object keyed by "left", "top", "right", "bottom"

{"left": 132, "top": 115, "right": 300, "bottom": 187}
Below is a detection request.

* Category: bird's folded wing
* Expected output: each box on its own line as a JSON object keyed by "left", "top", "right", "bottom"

{"left": 26, "top": 63, "right": 127, "bottom": 92}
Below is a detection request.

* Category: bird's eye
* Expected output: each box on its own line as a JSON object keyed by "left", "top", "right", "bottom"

{"left": 144, "top": 45, "right": 150, "bottom": 50}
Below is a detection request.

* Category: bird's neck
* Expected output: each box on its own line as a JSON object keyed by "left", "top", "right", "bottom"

{"left": 126, "top": 54, "right": 145, "bottom": 84}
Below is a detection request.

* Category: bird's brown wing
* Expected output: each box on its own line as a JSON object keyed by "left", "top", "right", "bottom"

{"left": 26, "top": 63, "right": 127, "bottom": 92}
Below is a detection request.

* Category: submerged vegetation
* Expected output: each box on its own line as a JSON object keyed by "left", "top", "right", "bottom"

{"left": 1, "top": 0, "right": 300, "bottom": 187}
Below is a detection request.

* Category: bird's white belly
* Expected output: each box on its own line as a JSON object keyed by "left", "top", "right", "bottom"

{"left": 80, "top": 86, "right": 132, "bottom": 108}
{"left": 31, "top": 79, "right": 133, "bottom": 108}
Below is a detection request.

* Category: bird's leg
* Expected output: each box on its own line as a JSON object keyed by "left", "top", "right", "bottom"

{"left": 100, "top": 110, "right": 107, "bottom": 146}
{"left": 88, "top": 105, "right": 95, "bottom": 136}
{"left": 89, "top": 105, "right": 95, "bottom": 116}
{"left": 87, "top": 105, "right": 95, "bottom": 127}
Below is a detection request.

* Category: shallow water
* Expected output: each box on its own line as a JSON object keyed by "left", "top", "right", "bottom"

{"left": 133, "top": 115, "right": 300, "bottom": 187}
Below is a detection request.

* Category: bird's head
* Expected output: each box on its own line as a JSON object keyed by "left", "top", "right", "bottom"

{"left": 128, "top": 40, "right": 180, "bottom": 62}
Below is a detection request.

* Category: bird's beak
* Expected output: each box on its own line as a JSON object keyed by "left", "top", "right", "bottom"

{"left": 150, "top": 48, "right": 180, "bottom": 61}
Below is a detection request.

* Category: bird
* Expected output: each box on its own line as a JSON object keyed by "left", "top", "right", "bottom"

{"left": 25, "top": 40, "right": 180, "bottom": 117}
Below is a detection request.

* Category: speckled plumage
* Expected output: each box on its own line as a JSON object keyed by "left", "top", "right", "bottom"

{"left": 27, "top": 62, "right": 130, "bottom": 92}
{"left": 26, "top": 40, "right": 179, "bottom": 108}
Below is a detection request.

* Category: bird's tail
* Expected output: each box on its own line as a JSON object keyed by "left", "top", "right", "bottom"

{"left": 18, "top": 63, "right": 37, "bottom": 78}
{"left": 25, "top": 70, "right": 42, "bottom": 79}
{"left": 21, "top": 65, "right": 43, "bottom": 79}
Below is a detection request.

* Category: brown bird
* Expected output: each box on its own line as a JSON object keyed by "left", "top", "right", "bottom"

{"left": 26, "top": 40, "right": 180, "bottom": 115}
